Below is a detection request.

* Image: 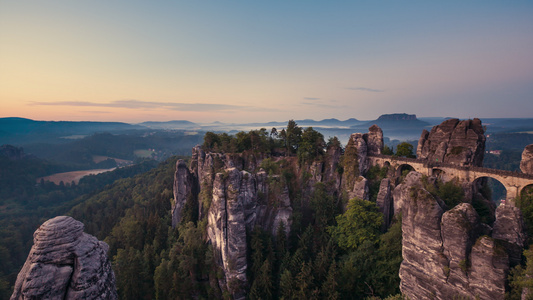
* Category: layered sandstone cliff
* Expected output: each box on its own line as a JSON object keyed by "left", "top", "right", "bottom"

{"left": 397, "top": 172, "right": 525, "bottom": 300}
{"left": 11, "top": 216, "right": 117, "bottom": 300}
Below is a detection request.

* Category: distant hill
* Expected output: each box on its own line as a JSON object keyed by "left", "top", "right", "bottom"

{"left": 138, "top": 120, "right": 198, "bottom": 129}
{"left": 0, "top": 117, "right": 145, "bottom": 145}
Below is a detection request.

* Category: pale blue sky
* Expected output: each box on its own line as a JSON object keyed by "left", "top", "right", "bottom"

{"left": 1, "top": 1, "right": 532, "bottom": 122}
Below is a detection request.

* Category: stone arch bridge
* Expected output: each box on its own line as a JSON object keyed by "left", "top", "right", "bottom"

{"left": 368, "top": 154, "right": 533, "bottom": 201}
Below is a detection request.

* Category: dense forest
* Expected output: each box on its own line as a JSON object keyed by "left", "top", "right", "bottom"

{"left": 0, "top": 151, "right": 161, "bottom": 299}
{"left": 2, "top": 121, "right": 533, "bottom": 299}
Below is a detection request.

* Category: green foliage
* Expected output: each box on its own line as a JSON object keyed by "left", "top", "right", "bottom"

{"left": 395, "top": 142, "right": 415, "bottom": 158}
{"left": 341, "top": 139, "right": 360, "bottom": 193}
{"left": 483, "top": 150, "right": 522, "bottom": 171}
{"left": 517, "top": 186, "right": 533, "bottom": 241}
{"left": 366, "top": 165, "right": 389, "bottom": 201}
{"left": 337, "top": 218, "right": 402, "bottom": 299}
{"left": 202, "top": 128, "right": 272, "bottom": 153}
{"left": 507, "top": 247, "right": 533, "bottom": 299}
{"left": 382, "top": 145, "right": 394, "bottom": 155}
{"left": 281, "top": 120, "right": 303, "bottom": 154}
{"left": 423, "top": 177, "right": 465, "bottom": 209}
{"left": 0, "top": 156, "right": 159, "bottom": 294}
{"left": 437, "top": 180, "right": 465, "bottom": 208}
{"left": 327, "top": 136, "right": 342, "bottom": 149}
{"left": 329, "top": 198, "right": 383, "bottom": 251}
{"left": 297, "top": 127, "right": 325, "bottom": 164}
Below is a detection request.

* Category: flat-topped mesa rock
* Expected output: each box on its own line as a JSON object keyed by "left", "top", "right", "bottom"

{"left": 521, "top": 144, "right": 533, "bottom": 175}
{"left": 396, "top": 172, "right": 525, "bottom": 299}
{"left": 11, "top": 216, "right": 117, "bottom": 300}
{"left": 377, "top": 113, "right": 417, "bottom": 121}
{"left": 417, "top": 118, "right": 485, "bottom": 166}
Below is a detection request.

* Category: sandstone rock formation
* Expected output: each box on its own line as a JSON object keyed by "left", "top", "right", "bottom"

{"left": 397, "top": 172, "right": 518, "bottom": 299}
{"left": 174, "top": 147, "right": 293, "bottom": 298}
{"left": 11, "top": 216, "right": 117, "bottom": 300}
{"left": 521, "top": 144, "right": 533, "bottom": 175}
{"left": 492, "top": 204, "right": 527, "bottom": 265}
{"left": 172, "top": 160, "right": 197, "bottom": 227}
{"left": 342, "top": 126, "right": 384, "bottom": 201}
{"left": 417, "top": 118, "right": 485, "bottom": 166}
{"left": 364, "top": 124, "right": 384, "bottom": 155}
{"left": 376, "top": 178, "right": 392, "bottom": 229}
{"left": 350, "top": 176, "right": 369, "bottom": 201}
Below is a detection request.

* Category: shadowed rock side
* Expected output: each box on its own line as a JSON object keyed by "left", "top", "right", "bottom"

{"left": 521, "top": 144, "right": 533, "bottom": 175}
{"left": 397, "top": 172, "right": 524, "bottom": 300}
{"left": 172, "top": 160, "right": 197, "bottom": 227}
{"left": 11, "top": 216, "right": 117, "bottom": 300}
{"left": 376, "top": 178, "right": 392, "bottom": 230}
{"left": 417, "top": 118, "right": 485, "bottom": 166}
{"left": 364, "top": 124, "right": 384, "bottom": 156}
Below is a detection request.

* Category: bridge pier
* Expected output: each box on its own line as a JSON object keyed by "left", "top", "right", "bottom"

{"left": 507, "top": 186, "right": 519, "bottom": 203}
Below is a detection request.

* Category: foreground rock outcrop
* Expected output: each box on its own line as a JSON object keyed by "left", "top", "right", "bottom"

{"left": 11, "top": 216, "right": 117, "bottom": 300}
{"left": 397, "top": 172, "right": 525, "bottom": 300}
{"left": 417, "top": 118, "right": 485, "bottom": 166}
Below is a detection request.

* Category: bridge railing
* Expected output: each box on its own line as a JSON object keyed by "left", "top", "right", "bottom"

{"left": 369, "top": 154, "right": 533, "bottom": 180}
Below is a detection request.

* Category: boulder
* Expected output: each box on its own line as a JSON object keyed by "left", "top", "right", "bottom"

{"left": 11, "top": 216, "right": 117, "bottom": 300}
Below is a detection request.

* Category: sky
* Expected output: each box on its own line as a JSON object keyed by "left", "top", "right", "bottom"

{"left": 1, "top": 1, "right": 532, "bottom": 123}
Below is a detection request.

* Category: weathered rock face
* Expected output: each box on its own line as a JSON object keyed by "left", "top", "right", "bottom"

{"left": 322, "top": 145, "right": 343, "bottom": 194}
{"left": 520, "top": 144, "right": 533, "bottom": 175}
{"left": 492, "top": 205, "right": 527, "bottom": 265}
{"left": 350, "top": 176, "right": 369, "bottom": 201}
{"left": 11, "top": 216, "right": 117, "bottom": 300}
{"left": 175, "top": 147, "right": 294, "bottom": 298}
{"left": 397, "top": 172, "right": 523, "bottom": 299}
{"left": 398, "top": 172, "right": 448, "bottom": 299}
{"left": 364, "top": 124, "right": 384, "bottom": 156}
{"left": 349, "top": 133, "right": 369, "bottom": 175}
{"left": 417, "top": 118, "right": 485, "bottom": 166}
{"left": 172, "top": 159, "right": 197, "bottom": 227}
{"left": 376, "top": 178, "right": 392, "bottom": 230}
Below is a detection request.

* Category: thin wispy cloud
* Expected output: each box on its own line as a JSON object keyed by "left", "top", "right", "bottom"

{"left": 301, "top": 99, "right": 347, "bottom": 109}
{"left": 29, "top": 100, "right": 277, "bottom": 112}
{"left": 303, "top": 97, "right": 321, "bottom": 101}
{"left": 346, "top": 87, "right": 385, "bottom": 93}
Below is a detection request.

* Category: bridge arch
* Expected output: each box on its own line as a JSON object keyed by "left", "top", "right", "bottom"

{"left": 432, "top": 168, "right": 445, "bottom": 179}
{"left": 472, "top": 176, "right": 507, "bottom": 206}
{"left": 397, "top": 164, "right": 415, "bottom": 178}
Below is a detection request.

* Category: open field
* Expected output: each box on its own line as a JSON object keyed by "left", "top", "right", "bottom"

{"left": 38, "top": 168, "right": 116, "bottom": 185}
{"left": 134, "top": 149, "right": 155, "bottom": 158}
{"left": 92, "top": 155, "right": 133, "bottom": 165}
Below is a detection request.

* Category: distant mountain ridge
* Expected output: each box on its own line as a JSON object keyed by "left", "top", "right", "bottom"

{"left": 0, "top": 117, "right": 144, "bottom": 145}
